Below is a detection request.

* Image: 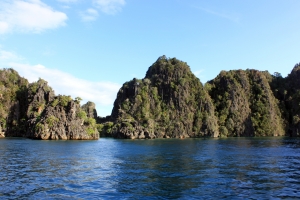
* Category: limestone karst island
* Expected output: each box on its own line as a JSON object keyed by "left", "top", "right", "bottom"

{"left": 0, "top": 56, "right": 299, "bottom": 140}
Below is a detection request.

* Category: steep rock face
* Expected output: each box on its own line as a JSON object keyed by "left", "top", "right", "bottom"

{"left": 25, "top": 78, "right": 55, "bottom": 137}
{"left": 285, "top": 64, "right": 300, "bottom": 136}
{"left": 110, "top": 56, "right": 219, "bottom": 139}
{"left": 32, "top": 97, "right": 98, "bottom": 140}
{"left": 0, "top": 68, "right": 28, "bottom": 137}
{"left": 25, "top": 79, "right": 98, "bottom": 140}
{"left": 82, "top": 101, "right": 97, "bottom": 119}
{"left": 208, "top": 69, "right": 284, "bottom": 137}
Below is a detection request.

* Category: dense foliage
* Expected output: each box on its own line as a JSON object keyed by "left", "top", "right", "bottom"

{"left": 208, "top": 69, "right": 284, "bottom": 137}
{"left": 0, "top": 68, "right": 28, "bottom": 136}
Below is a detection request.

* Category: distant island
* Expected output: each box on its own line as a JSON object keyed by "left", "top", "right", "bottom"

{"left": 0, "top": 56, "right": 299, "bottom": 140}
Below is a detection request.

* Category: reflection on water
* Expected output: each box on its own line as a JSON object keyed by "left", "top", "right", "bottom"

{"left": 0, "top": 137, "right": 300, "bottom": 199}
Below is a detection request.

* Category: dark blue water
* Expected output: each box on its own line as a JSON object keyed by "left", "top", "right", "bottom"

{"left": 0, "top": 137, "right": 300, "bottom": 199}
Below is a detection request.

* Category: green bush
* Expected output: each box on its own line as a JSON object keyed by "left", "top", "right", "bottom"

{"left": 35, "top": 122, "right": 44, "bottom": 132}
{"left": 59, "top": 95, "right": 72, "bottom": 107}
{"left": 51, "top": 99, "right": 59, "bottom": 107}
{"left": 86, "top": 127, "right": 95, "bottom": 135}
{"left": 45, "top": 115, "right": 59, "bottom": 127}
{"left": 77, "top": 110, "right": 87, "bottom": 119}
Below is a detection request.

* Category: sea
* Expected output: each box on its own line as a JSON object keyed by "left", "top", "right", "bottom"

{"left": 0, "top": 137, "right": 300, "bottom": 199}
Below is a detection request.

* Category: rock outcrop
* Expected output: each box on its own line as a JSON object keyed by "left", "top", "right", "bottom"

{"left": 24, "top": 79, "right": 98, "bottom": 140}
{"left": 25, "top": 78, "right": 55, "bottom": 137}
{"left": 30, "top": 96, "right": 98, "bottom": 140}
{"left": 0, "top": 73, "right": 99, "bottom": 140}
{"left": 208, "top": 69, "right": 285, "bottom": 137}
{"left": 0, "top": 68, "right": 28, "bottom": 137}
{"left": 82, "top": 101, "right": 97, "bottom": 119}
{"left": 110, "top": 56, "right": 219, "bottom": 139}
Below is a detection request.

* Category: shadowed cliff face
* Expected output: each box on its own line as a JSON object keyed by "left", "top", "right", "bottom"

{"left": 111, "top": 56, "right": 219, "bottom": 139}
{"left": 208, "top": 69, "right": 285, "bottom": 137}
{"left": 285, "top": 64, "right": 300, "bottom": 136}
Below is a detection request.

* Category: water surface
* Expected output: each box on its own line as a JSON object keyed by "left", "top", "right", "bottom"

{"left": 0, "top": 137, "right": 300, "bottom": 199}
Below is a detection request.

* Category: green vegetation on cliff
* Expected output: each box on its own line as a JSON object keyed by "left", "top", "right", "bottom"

{"left": 0, "top": 73, "right": 98, "bottom": 140}
{"left": 111, "top": 56, "right": 219, "bottom": 139}
{"left": 1, "top": 56, "right": 300, "bottom": 139}
{"left": 207, "top": 69, "right": 284, "bottom": 137}
{"left": 0, "top": 68, "right": 28, "bottom": 136}
{"left": 287, "top": 64, "right": 300, "bottom": 136}
{"left": 27, "top": 86, "right": 99, "bottom": 140}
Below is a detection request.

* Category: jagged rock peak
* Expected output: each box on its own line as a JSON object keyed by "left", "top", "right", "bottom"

{"left": 81, "top": 101, "right": 97, "bottom": 119}
{"left": 145, "top": 56, "right": 191, "bottom": 80}
{"left": 26, "top": 78, "right": 55, "bottom": 119}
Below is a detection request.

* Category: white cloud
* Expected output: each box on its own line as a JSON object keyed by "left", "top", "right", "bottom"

{"left": 93, "top": 0, "right": 126, "bottom": 15}
{"left": 7, "top": 62, "right": 120, "bottom": 116}
{"left": 80, "top": 8, "right": 99, "bottom": 21}
{"left": 0, "top": 22, "right": 9, "bottom": 34}
{"left": 0, "top": 0, "right": 68, "bottom": 34}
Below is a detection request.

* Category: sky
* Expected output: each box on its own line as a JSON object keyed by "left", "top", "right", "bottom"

{"left": 0, "top": 0, "right": 300, "bottom": 116}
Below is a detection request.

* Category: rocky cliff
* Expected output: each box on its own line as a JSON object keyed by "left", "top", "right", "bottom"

{"left": 207, "top": 69, "right": 285, "bottom": 137}
{"left": 0, "top": 68, "right": 28, "bottom": 137}
{"left": 1, "top": 57, "right": 300, "bottom": 140}
{"left": 0, "top": 72, "right": 99, "bottom": 140}
{"left": 285, "top": 64, "right": 300, "bottom": 136}
{"left": 110, "top": 56, "right": 219, "bottom": 139}
{"left": 24, "top": 79, "right": 98, "bottom": 140}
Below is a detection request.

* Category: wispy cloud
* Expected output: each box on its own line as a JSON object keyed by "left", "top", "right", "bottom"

{"left": 193, "top": 69, "right": 204, "bottom": 76}
{"left": 193, "top": 69, "right": 208, "bottom": 83}
{"left": 0, "top": 0, "right": 67, "bottom": 34}
{"left": 195, "top": 6, "right": 240, "bottom": 23}
{"left": 0, "top": 50, "right": 22, "bottom": 61}
{"left": 80, "top": 8, "right": 99, "bottom": 21}
{"left": 57, "top": 0, "right": 79, "bottom": 3}
{"left": 93, "top": 0, "right": 126, "bottom": 15}
{"left": 0, "top": 49, "right": 120, "bottom": 116}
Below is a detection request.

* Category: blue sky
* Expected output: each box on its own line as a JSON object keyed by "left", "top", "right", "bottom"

{"left": 0, "top": 0, "right": 300, "bottom": 116}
